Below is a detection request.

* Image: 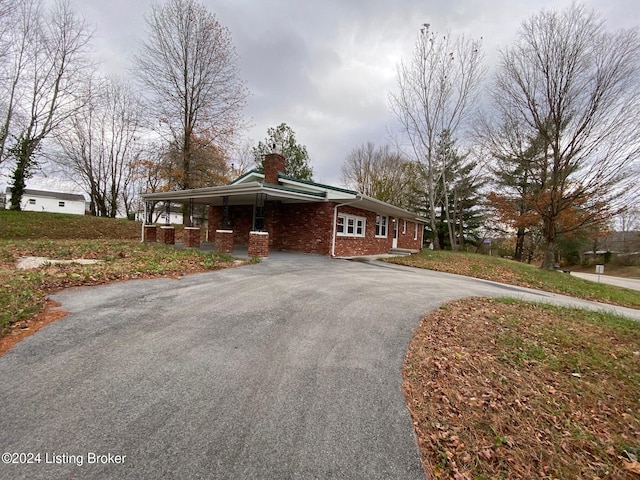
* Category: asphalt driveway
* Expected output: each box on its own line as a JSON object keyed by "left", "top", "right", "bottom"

{"left": 1, "top": 253, "right": 638, "bottom": 480}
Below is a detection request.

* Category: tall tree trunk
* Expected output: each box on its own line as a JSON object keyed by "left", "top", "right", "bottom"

{"left": 442, "top": 173, "right": 457, "bottom": 250}
{"left": 541, "top": 217, "right": 557, "bottom": 270}
{"left": 427, "top": 163, "right": 440, "bottom": 249}
{"left": 514, "top": 228, "right": 526, "bottom": 261}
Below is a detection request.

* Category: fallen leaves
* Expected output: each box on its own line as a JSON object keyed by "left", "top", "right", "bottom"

{"left": 404, "top": 298, "right": 640, "bottom": 479}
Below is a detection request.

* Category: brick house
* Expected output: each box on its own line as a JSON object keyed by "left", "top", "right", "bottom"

{"left": 140, "top": 152, "right": 425, "bottom": 257}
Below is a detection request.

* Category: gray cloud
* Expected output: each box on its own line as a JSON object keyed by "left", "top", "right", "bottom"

{"left": 27, "top": 0, "right": 639, "bottom": 188}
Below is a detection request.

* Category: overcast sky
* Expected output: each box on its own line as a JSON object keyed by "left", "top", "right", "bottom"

{"left": 22, "top": 0, "right": 640, "bottom": 191}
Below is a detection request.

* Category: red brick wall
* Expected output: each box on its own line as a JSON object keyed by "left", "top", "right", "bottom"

{"left": 207, "top": 207, "right": 221, "bottom": 242}
{"left": 333, "top": 206, "right": 393, "bottom": 257}
{"left": 397, "top": 219, "right": 423, "bottom": 251}
{"left": 208, "top": 202, "right": 422, "bottom": 256}
{"left": 208, "top": 205, "right": 253, "bottom": 245}
{"left": 276, "top": 202, "right": 335, "bottom": 255}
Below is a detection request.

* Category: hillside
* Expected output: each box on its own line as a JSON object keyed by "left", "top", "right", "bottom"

{"left": 0, "top": 210, "right": 142, "bottom": 240}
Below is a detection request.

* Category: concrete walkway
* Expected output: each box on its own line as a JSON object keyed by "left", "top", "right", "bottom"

{"left": 1, "top": 254, "right": 638, "bottom": 480}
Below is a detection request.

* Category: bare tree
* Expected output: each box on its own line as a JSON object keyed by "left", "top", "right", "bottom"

{"left": 389, "top": 24, "right": 485, "bottom": 248}
{"left": 56, "top": 75, "right": 146, "bottom": 217}
{"left": 4, "top": 0, "right": 92, "bottom": 209}
{"left": 229, "top": 137, "right": 256, "bottom": 178}
{"left": 491, "top": 3, "right": 640, "bottom": 269}
{"left": 132, "top": 0, "right": 248, "bottom": 224}
{"left": 341, "top": 141, "right": 419, "bottom": 210}
{"left": 0, "top": 0, "right": 39, "bottom": 167}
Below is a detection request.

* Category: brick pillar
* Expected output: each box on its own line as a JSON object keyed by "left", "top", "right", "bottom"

{"left": 215, "top": 229, "right": 234, "bottom": 254}
{"left": 159, "top": 226, "right": 175, "bottom": 245}
{"left": 248, "top": 231, "right": 269, "bottom": 258}
{"left": 183, "top": 227, "right": 201, "bottom": 248}
{"left": 208, "top": 206, "right": 222, "bottom": 244}
{"left": 144, "top": 225, "right": 157, "bottom": 242}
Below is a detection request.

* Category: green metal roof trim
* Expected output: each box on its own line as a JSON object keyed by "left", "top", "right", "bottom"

{"left": 230, "top": 168, "right": 262, "bottom": 184}
{"left": 277, "top": 174, "right": 358, "bottom": 195}
{"left": 263, "top": 182, "right": 327, "bottom": 198}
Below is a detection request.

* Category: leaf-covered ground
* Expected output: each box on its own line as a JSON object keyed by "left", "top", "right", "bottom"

{"left": 404, "top": 298, "right": 640, "bottom": 479}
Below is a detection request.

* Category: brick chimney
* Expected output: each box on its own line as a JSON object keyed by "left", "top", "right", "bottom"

{"left": 263, "top": 153, "right": 286, "bottom": 184}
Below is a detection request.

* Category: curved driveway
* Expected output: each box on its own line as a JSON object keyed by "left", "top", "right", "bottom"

{"left": 1, "top": 253, "right": 638, "bottom": 480}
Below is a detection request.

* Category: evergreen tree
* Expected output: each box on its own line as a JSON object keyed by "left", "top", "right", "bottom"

{"left": 253, "top": 123, "right": 313, "bottom": 181}
{"left": 431, "top": 130, "right": 485, "bottom": 249}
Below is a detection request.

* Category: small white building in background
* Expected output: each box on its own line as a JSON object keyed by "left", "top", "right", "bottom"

{"left": 3, "top": 188, "right": 87, "bottom": 215}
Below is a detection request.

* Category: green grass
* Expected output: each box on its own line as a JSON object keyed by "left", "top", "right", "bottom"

{"left": 388, "top": 250, "right": 640, "bottom": 309}
{"left": 0, "top": 209, "right": 142, "bottom": 240}
{"left": 0, "top": 211, "right": 239, "bottom": 336}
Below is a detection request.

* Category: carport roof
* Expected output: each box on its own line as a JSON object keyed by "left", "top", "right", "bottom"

{"left": 140, "top": 170, "right": 427, "bottom": 222}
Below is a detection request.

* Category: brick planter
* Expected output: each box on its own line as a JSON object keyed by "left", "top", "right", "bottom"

{"left": 248, "top": 231, "right": 269, "bottom": 258}
{"left": 159, "top": 226, "right": 175, "bottom": 245}
{"left": 215, "top": 229, "right": 234, "bottom": 254}
{"left": 144, "top": 225, "right": 157, "bottom": 243}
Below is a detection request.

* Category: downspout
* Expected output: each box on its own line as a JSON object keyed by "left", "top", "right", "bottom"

{"left": 331, "top": 195, "right": 364, "bottom": 257}
{"left": 141, "top": 200, "right": 147, "bottom": 243}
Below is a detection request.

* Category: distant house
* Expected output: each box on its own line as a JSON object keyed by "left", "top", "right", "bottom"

{"left": 135, "top": 203, "right": 208, "bottom": 225}
{"left": 141, "top": 152, "right": 426, "bottom": 257}
{"left": 4, "top": 188, "right": 87, "bottom": 215}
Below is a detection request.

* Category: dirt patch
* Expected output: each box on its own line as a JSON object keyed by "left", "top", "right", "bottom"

{"left": 0, "top": 300, "right": 68, "bottom": 356}
{"left": 404, "top": 298, "right": 640, "bottom": 479}
{"left": 16, "top": 256, "right": 103, "bottom": 269}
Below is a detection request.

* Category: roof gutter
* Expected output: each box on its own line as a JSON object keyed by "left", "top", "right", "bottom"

{"left": 331, "top": 195, "right": 364, "bottom": 257}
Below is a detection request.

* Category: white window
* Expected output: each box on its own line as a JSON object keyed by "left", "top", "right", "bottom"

{"left": 375, "top": 215, "right": 387, "bottom": 237}
{"left": 29, "top": 199, "right": 36, "bottom": 205}
{"left": 58, "top": 201, "right": 65, "bottom": 207}
{"left": 337, "top": 213, "right": 366, "bottom": 237}
{"left": 414, "top": 222, "right": 419, "bottom": 240}
{"left": 402, "top": 219, "right": 407, "bottom": 234}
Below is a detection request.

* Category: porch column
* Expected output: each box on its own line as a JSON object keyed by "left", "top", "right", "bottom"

{"left": 183, "top": 227, "right": 201, "bottom": 248}
{"left": 248, "top": 231, "right": 269, "bottom": 258}
{"left": 144, "top": 225, "right": 157, "bottom": 242}
{"left": 159, "top": 225, "right": 175, "bottom": 245}
{"left": 222, "top": 196, "right": 231, "bottom": 229}
{"left": 164, "top": 201, "right": 171, "bottom": 225}
{"left": 215, "top": 229, "right": 234, "bottom": 254}
{"left": 253, "top": 193, "right": 266, "bottom": 231}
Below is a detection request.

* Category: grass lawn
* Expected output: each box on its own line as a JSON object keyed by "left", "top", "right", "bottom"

{"left": 0, "top": 211, "right": 243, "bottom": 351}
{"left": 394, "top": 251, "right": 640, "bottom": 477}
{"left": 404, "top": 298, "right": 640, "bottom": 479}
{"left": 387, "top": 250, "right": 640, "bottom": 309}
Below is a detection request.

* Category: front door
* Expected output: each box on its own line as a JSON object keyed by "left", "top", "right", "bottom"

{"left": 392, "top": 218, "right": 398, "bottom": 249}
